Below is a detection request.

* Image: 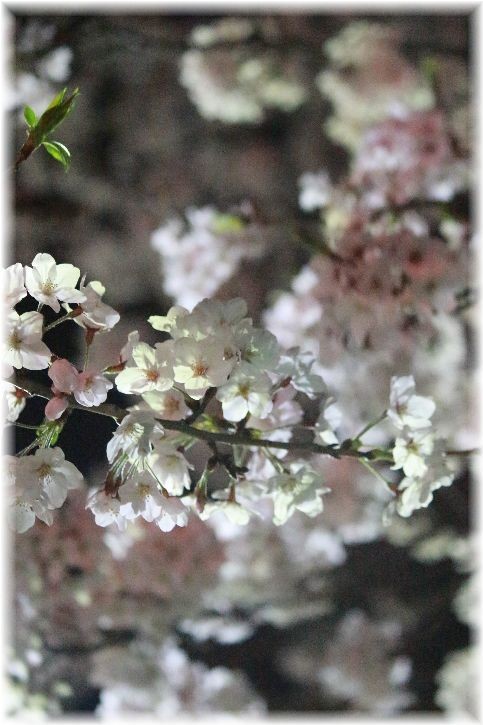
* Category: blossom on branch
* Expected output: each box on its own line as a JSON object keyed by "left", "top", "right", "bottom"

{"left": 3, "top": 263, "right": 27, "bottom": 308}
{"left": 5, "top": 310, "right": 51, "bottom": 370}
{"left": 25, "top": 253, "right": 86, "bottom": 312}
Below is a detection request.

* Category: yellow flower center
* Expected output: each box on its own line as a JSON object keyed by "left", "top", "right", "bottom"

{"left": 238, "top": 383, "right": 250, "bottom": 399}
{"left": 137, "top": 483, "right": 151, "bottom": 499}
{"left": 37, "top": 463, "right": 52, "bottom": 478}
{"left": 41, "top": 280, "right": 56, "bottom": 295}
{"left": 8, "top": 332, "right": 22, "bottom": 350}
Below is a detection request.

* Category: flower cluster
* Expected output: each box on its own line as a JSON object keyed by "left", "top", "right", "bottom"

{"left": 150, "top": 206, "right": 265, "bottom": 308}
{"left": 316, "top": 21, "right": 434, "bottom": 150}
{"left": 386, "top": 376, "right": 454, "bottom": 518}
{"left": 3, "top": 254, "right": 462, "bottom": 541}
{"left": 4, "top": 252, "right": 121, "bottom": 531}
{"left": 180, "top": 18, "right": 307, "bottom": 124}
{"left": 7, "top": 448, "right": 82, "bottom": 533}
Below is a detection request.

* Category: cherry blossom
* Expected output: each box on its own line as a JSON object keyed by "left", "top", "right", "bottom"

{"left": 154, "top": 495, "right": 189, "bottom": 532}
{"left": 216, "top": 364, "right": 273, "bottom": 422}
{"left": 7, "top": 448, "right": 83, "bottom": 533}
{"left": 73, "top": 371, "right": 113, "bottom": 407}
{"left": 24, "top": 253, "right": 86, "bottom": 312}
{"left": 21, "top": 446, "right": 83, "bottom": 509}
{"left": 86, "top": 490, "right": 128, "bottom": 530}
{"left": 118, "top": 471, "right": 172, "bottom": 523}
{"left": 197, "top": 498, "right": 252, "bottom": 526}
{"left": 106, "top": 409, "right": 164, "bottom": 465}
{"left": 173, "top": 336, "right": 234, "bottom": 393}
{"left": 5, "top": 310, "right": 51, "bottom": 370}
{"left": 3, "top": 382, "right": 28, "bottom": 422}
{"left": 142, "top": 389, "right": 190, "bottom": 421}
{"left": 115, "top": 341, "right": 174, "bottom": 395}
{"left": 147, "top": 443, "right": 193, "bottom": 496}
{"left": 68, "top": 279, "right": 120, "bottom": 331}
{"left": 387, "top": 376, "right": 436, "bottom": 431}
{"left": 268, "top": 462, "right": 330, "bottom": 526}
{"left": 3, "top": 263, "right": 27, "bottom": 308}
{"left": 391, "top": 431, "right": 435, "bottom": 479}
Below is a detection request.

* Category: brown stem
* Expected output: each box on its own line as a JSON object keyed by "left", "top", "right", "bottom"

{"left": 14, "top": 136, "right": 36, "bottom": 170}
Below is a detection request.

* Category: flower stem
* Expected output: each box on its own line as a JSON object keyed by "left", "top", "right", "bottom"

{"left": 43, "top": 309, "right": 79, "bottom": 332}
{"left": 358, "top": 457, "right": 395, "bottom": 492}
{"left": 12, "top": 373, "right": 479, "bottom": 462}
{"left": 353, "top": 410, "right": 388, "bottom": 442}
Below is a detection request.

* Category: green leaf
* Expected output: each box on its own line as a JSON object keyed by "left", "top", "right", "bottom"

{"left": 42, "top": 140, "right": 71, "bottom": 170}
{"left": 211, "top": 213, "right": 245, "bottom": 235}
{"left": 36, "top": 419, "right": 64, "bottom": 447}
{"left": 23, "top": 106, "right": 37, "bottom": 128}
{"left": 45, "top": 87, "right": 67, "bottom": 111}
{"left": 30, "top": 88, "right": 79, "bottom": 146}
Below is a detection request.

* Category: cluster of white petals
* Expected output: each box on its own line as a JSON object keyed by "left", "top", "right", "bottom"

{"left": 179, "top": 23, "right": 307, "bottom": 125}
{"left": 3, "top": 253, "right": 460, "bottom": 539}
{"left": 150, "top": 207, "right": 264, "bottom": 308}
{"left": 7, "top": 448, "right": 83, "bottom": 533}
{"left": 5, "top": 310, "right": 51, "bottom": 371}
{"left": 25, "top": 253, "right": 86, "bottom": 312}
{"left": 386, "top": 377, "right": 454, "bottom": 518}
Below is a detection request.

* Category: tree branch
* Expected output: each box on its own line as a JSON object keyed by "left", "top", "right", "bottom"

{"left": 12, "top": 373, "right": 373, "bottom": 460}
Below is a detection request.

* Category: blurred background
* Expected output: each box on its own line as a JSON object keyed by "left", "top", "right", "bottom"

{"left": 9, "top": 10, "right": 476, "bottom": 718}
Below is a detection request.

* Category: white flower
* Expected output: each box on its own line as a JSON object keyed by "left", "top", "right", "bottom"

{"left": 106, "top": 410, "right": 164, "bottom": 465}
{"left": 247, "top": 383, "right": 303, "bottom": 432}
{"left": 234, "top": 325, "right": 280, "bottom": 372}
{"left": 154, "top": 494, "right": 189, "bottom": 532}
{"left": 148, "top": 305, "right": 190, "bottom": 339}
{"left": 315, "top": 397, "right": 342, "bottom": 445}
{"left": 8, "top": 448, "right": 82, "bottom": 532}
{"left": 86, "top": 490, "right": 128, "bottom": 530}
{"left": 216, "top": 364, "right": 273, "bottom": 422}
{"left": 21, "top": 447, "right": 83, "bottom": 509}
{"left": 7, "top": 455, "right": 52, "bottom": 533}
{"left": 24, "top": 253, "right": 86, "bottom": 312}
{"left": 275, "top": 349, "right": 326, "bottom": 398}
{"left": 173, "top": 336, "right": 234, "bottom": 393}
{"left": 118, "top": 471, "right": 169, "bottom": 522}
{"left": 73, "top": 371, "right": 113, "bottom": 407}
{"left": 115, "top": 341, "right": 174, "bottom": 395}
{"left": 3, "top": 382, "right": 27, "bottom": 422}
{"left": 69, "top": 279, "right": 120, "bottom": 331}
{"left": 395, "top": 441, "right": 455, "bottom": 517}
{"left": 197, "top": 498, "right": 251, "bottom": 525}
{"left": 388, "top": 375, "right": 436, "bottom": 430}
{"left": 268, "top": 462, "right": 330, "bottom": 526}
{"left": 142, "top": 388, "right": 190, "bottom": 420}
{"left": 396, "top": 472, "right": 454, "bottom": 517}
{"left": 119, "top": 330, "right": 140, "bottom": 365}
{"left": 118, "top": 468, "right": 189, "bottom": 531}
{"left": 186, "top": 297, "right": 248, "bottom": 340}
{"left": 5, "top": 310, "right": 51, "bottom": 370}
{"left": 147, "top": 444, "right": 193, "bottom": 496}
{"left": 2, "top": 263, "right": 27, "bottom": 307}
{"left": 391, "top": 431, "right": 434, "bottom": 478}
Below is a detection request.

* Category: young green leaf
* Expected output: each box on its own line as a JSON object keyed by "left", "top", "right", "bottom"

{"left": 15, "top": 88, "right": 79, "bottom": 170}
{"left": 23, "top": 106, "right": 37, "bottom": 128}
{"left": 30, "top": 88, "right": 79, "bottom": 146}
{"left": 45, "top": 87, "right": 67, "bottom": 111}
{"left": 41, "top": 140, "right": 71, "bottom": 170}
